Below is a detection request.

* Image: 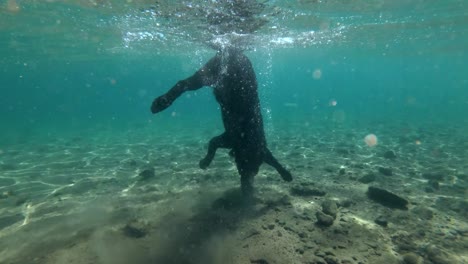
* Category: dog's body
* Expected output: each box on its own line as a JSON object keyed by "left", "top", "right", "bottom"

{"left": 151, "top": 48, "right": 292, "bottom": 195}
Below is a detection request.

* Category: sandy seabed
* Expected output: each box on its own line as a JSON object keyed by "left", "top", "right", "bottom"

{"left": 0, "top": 119, "right": 467, "bottom": 264}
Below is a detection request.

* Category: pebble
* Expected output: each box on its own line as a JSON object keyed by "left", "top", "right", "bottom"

{"left": 426, "top": 245, "right": 457, "bottom": 264}
{"left": 374, "top": 216, "right": 388, "bottom": 227}
{"left": 383, "top": 150, "right": 397, "bottom": 159}
{"left": 378, "top": 166, "right": 393, "bottom": 176}
{"left": 422, "top": 172, "right": 445, "bottom": 181}
{"left": 316, "top": 211, "right": 334, "bottom": 226}
{"left": 122, "top": 222, "right": 147, "bottom": 238}
{"left": 322, "top": 200, "right": 338, "bottom": 219}
{"left": 411, "top": 206, "right": 434, "bottom": 220}
{"left": 139, "top": 167, "right": 155, "bottom": 180}
{"left": 367, "top": 186, "right": 409, "bottom": 210}
{"left": 358, "top": 173, "right": 376, "bottom": 183}
{"left": 402, "top": 253, "right": 422, "bottom": 264}
{"left": 428, "top": 179, "right": 440, "bottom": 190}
{"left": 291, "top": 186, "right": 326, "bottom": 197}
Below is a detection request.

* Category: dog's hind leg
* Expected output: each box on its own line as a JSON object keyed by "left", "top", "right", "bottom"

{"left": 264, "top": 148, "right": 293, "bottom": 182}
{"left": 199, "top": 133, "right": 231, "bottom": 169}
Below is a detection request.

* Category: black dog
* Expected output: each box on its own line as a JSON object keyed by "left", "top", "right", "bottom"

{"left": 151, "top": 47, "right": 292, "bottom": 196}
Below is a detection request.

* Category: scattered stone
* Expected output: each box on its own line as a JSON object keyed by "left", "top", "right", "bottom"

{"left": 242, "top": 228, "right": 260, "bottom": 240}
{"left": 426, "top": 245, "right": 457, "bottom": 264}
{"left": 339, "top": 168, "right": 346, "bottom": 175}
{"left": 335, "top": 148, "right": 352, "bottom": 156}
{"left": 424, "top": 187, "right": 435, "bottom": 193}
{"left": 339, "top": 199, "right": 355, "bottom": 208}
{"left": 358, "top": 173, "right": 376, "bottom": 183}
{"left": 305, "top": 255, "right": 326, "bottom": 264}
{"left": 412, "top": 206, "right": 434, "bottom": 220}
{"left": 402, "top": 252, "right": 422, "bottom": 264}
{"left": 422, "top": 172, "right": 444, "bottom": 181}
{"left": 139, "top": 168, "right": 155, "bottom": 180}
{"left": 367, "top": 186, "right": 409, "bottom": 210}
{"left": 122, "top": 223, "right": 147, "bottom": 238}
{"left": 455, "top": 173, "right": 467, "bottom": 182}
{"left": 128, "top": 159, "right": 137, "bottom": 166}
{"left": 322, "top": 200, "right": 338, "bottom": 219}
{"left": 324, "top": 256, "right": 339, "bottom": 264}
{"left": 383, "top": 150, "right": 397, "bottom": 159}
{"left": 428, "top": 179, "right": 439, "bottom": 190}
{"left": 296, "top": 248, "right": 305, "bottom": 254}
{"left": 316, "top": 211, "right": 334, "bottom": 226}
{"left": 250, "top": 259, "right": 269, "bottom": 264}
{"left": 435, "top": 197, "right": 468, "bottom": 215}
{"left": 291, "top": 186, "right": 326, "bottom": 197}
{"left": 315, "top": 250, "right": 327, "bottom": 258}
{"left": 374, "top": 216, "right": 388, "bottom": 227}
{"left": 0, "top": 190, "right": 14, "bottom": 199}
{"left": 378, "top": 166, "right": 393, "bottom": 176}
{"left": 15, "top": 197, "right": 27, "bottom": 206}
{"left": 392, "top": 232, "right": 417, "bottom": 251}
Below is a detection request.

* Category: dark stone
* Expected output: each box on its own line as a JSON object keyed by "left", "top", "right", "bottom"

{"left": 122, "top": 223, "right": 147, "bottom": 238}
{"left": 426, "top": 245, "right": 457, "bottom": 264}
{"left": 358, "top": 173, "right": 376, "bottom": 183}
{"left": 316, "top": 211, "right": 334, "bottom": 226}
{"left": 374, "top": 216, "right": 388, "bottom": 227}
{"left": 402, "top": 253, "right": 421, "bottom": 264}
{"left": 456, "top": 173, "right": 468, "bottom": 180}
{"left": 392, "top": 232, "right": 417, "bottom": 251}
{"left": 428, "top": 179, "right": 439, "bottom": 190}
{"left": 324, "top": 256, "right": 339, "bottom": 264}
{"left": 367, "top": 186, "right": 409, "bottom": 210}
{"left": 339, "top": 199, "right": 354, "bottom": 208}
{"left": 422, "top": 172, "right": 444, "bottom": 181}
{"left": 250, "top": 259, "right": 269, "bottom": 264}
{"left": 339, "top": 168, "right": 346, "bottom": 175}
{"left": 139, "top": 168, "right": 155, "bottom": 180}
{"left": 15, "top": 197, "right": 27, "bottom": 206}
{"left": 291, "top": 186, "right": 326, "bottom": 197}
{"left": 0, "top": 190, "right": 14, "bottom": 199}
{"left": 378, "top": 166, "right": 393, "bottom": 176}
{"left": 383, "top": 150, "right": 397, "bottom": 159}
{"left": 335, "top": 148, "right": 351, "bottom": 155}
{"left": 424, "top": 187, "right": 435, "bottom": 193}
{"left": 412, "top": 206, "right": 434, "bottom": 220}
{"left": 322, "top": 200, "right": 338, "bottom": 218}
{"left": 242, "top": 228, "right": 260, "bottom": 240}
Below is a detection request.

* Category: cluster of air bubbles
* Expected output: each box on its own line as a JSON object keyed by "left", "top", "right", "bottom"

{"left": 111, "top": 1, "right": 348, "bottom": 54}
{"left": 207, "top": 32, "right": 254, "bottom": 51}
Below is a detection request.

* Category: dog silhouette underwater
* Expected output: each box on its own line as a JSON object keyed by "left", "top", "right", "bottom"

{"left": 151, "top": 47, "right": 292, "bottom": 197}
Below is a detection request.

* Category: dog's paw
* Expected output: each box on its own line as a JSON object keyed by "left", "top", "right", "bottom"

{"left": 199, "top": 158, "right": 210, "bottom": 170}
{"left": 281, "top": 170, "right": 293, "bottom": 182}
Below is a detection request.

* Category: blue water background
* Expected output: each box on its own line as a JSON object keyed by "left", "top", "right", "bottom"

{"left": 1, "top": 1, "right": 467, "bottom": 145}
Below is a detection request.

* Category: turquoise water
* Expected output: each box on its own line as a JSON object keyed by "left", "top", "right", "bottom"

{"left": 1, "top": 1, "right": 467, "bottom": 263}
{"left": 1, "top": 0, "right": 467, "bottom": 141}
